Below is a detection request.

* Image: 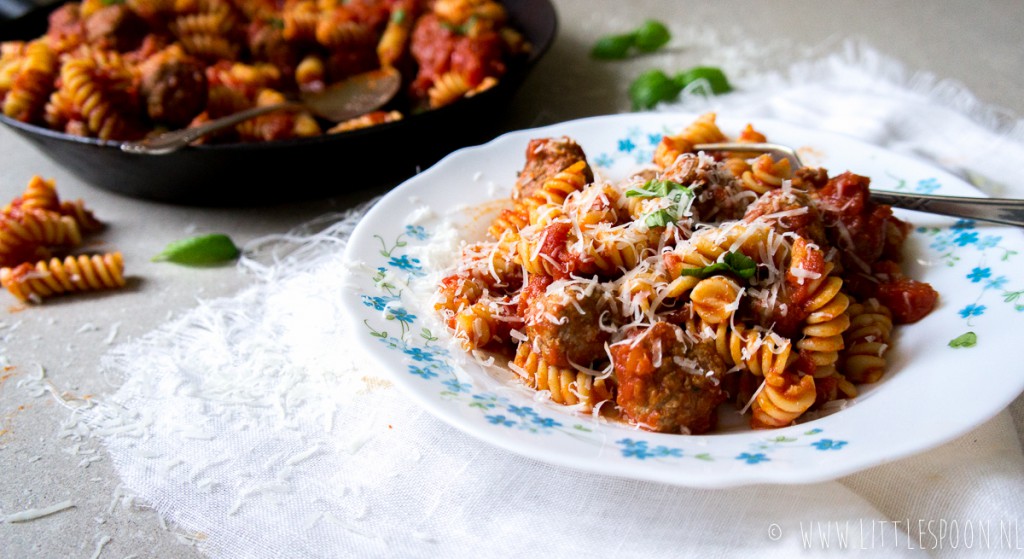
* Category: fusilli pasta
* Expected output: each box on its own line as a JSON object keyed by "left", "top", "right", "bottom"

{"left": 1, "top": 252, "right": 125, "bottom": 302}
{"left": 433, "top": 113, "right": 938, "bottom": 434}
{"left": 0, "top": 175, "right": 115, "bottom": 302}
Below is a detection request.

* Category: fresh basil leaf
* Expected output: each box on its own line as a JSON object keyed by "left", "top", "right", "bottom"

{"left": 631, "top": 180, "right": 694, "bottom": 227}
{"left": 678, "top": 262, "right": 730, "bottom": 278}
{"left": 591, "top": 33, "right": 636, "bottom": 59}
{"left": 722, "top": 251, "right": 756, "bottom": 279}
{"left": 634, "top": 20, "right": 671, "bottom": 52}
{"left": 628, "top": 69, "right": 682, "bottom": 110}
{"left": 592, "top": 19, "right": 671, "bottom": 60}
{"left": 677, "top": 251, "right": 756, "bottom": 280}
{"left": 675, "top": 66, "right": 733, "bottom": 95}
{"left": 625, "top": 187, "right": 659, "bottom": 198}
{"left": 643, "top": 209, "right": 675, "bottom": 228}
{"left": 948, "top": 332, "right": 977, "bottom": 348}
{"left": 152, "top": 233, "right": 241, "bottom": 265}
{"left": 626, "top": 179, "right": 684, "bottom": 198}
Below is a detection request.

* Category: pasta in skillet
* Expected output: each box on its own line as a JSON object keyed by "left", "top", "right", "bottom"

{"left": 0, "top": 0, "right": 530, "bottom": 143}
{"left": 434, "top": 112, "right": 938, "bottom": 434}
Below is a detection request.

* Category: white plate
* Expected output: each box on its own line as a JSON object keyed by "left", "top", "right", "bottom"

{"left": 341, "top": 112, "right": 1024, "bottom": 488}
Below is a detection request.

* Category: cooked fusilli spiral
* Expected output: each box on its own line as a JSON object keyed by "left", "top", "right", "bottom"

{"left": 487, "top": 161, "right": 590, "bottom": 238}
{"left": 689, "top": 275, "right": 741, "bottom": 325}
{"left": 653, "top": 112, "right": 727, "bottom": 169}
{"left": 739, "top": 154, "right": 792, "bottom": 195}
{"left": 722, "top": 123, "right": 768, "bottom": 178}
{"left": 690, "top": 320, "right": 793, "bottom": 380}
{"left": 510, "top": 342, "right": 613, "bottom": 412}
{"left": 839, "top": 298, "right": 893, "bottom": 384}
{"left": 751, "top": 365, "right": 816, "bottom": 429}
{"left": 3, "top": 175, "right": 59, "bottom": 214}
{"left": 326, "top": 110, "right": 403, "bottom": 133}
{"left": 0, "top": 209, "right": 81, "bottom": 267}
{"left": 1, "top": 252, "right": 125, "bottom": 302}
{"left": 427, "top": 71, "right": 471, "bottom": 108}
{"left": 2, "top": 40, "right": 57, "bottom": 123}
{"left": 55, "top": 56, "right": 137, "bottom": 140}
{"left": 793, "top": 261, "right": 850, "bottom": 381}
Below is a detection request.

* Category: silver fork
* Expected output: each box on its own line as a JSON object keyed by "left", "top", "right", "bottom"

{"left": 694, "top": 142, "right": 1024, "bottom": 228}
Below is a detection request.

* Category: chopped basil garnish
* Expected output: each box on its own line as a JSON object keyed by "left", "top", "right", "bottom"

{"left": 625, "top": 178, "right": 686, "bottom": 198}
{"left": 678, "top": 251, "right": 757, "bottom": 280}
{"left": 643, "top": 209, "right": 676, "bottom": 228}
{"left": 440, "top": 15, "right": 477, "bottom": 35}
{"left": 626, "top": 179, "right": 694, "bottom": 227}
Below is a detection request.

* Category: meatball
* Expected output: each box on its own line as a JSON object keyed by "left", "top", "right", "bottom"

{"left": 524, "top": 280, "right": 611, "bottom": 368}
{"left": 742, "top": 187, "right": 827, "bottom": 246}
{"left": 46, "top": 3, "right": 84, "bottom": 47}
{"left": 247, "top": 19, "right": 299, "bottom": 75}
{"left": 791, "top": 166, "right": 829, "bottom": 191}
{"left": 138, "top": 47, "right": 208, "bottom": 127}
{"left": 812, "top": 171, "right": 892, "bottom": 272}
{"left": 610, "top": 322, "right": 728, "bottom": 434}
{"left": 85, "top": 5, "right": 148, "bottom": 52}
{"left": 661, "top": 153, "right": 752, "bottom": 223}
{"left": 514, "top": 137, "right": 593, "bottom": 200}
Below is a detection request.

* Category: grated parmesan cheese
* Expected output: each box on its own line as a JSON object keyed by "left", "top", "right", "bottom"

{"left": 3, "top": 500, "right": 76, "bottom": 523}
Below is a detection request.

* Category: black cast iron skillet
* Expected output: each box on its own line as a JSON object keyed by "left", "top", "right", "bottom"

{"left": 0, "top": 0, "right": 557, "bottom": 206}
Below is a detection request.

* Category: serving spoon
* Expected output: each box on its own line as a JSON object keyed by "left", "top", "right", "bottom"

{"left": 694, "top": 142, "right": 1024, "bottom": 228}
{"left": 121, "top": 66, "right": 402, "bottom": 155}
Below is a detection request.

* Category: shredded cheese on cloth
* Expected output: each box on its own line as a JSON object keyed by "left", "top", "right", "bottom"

{"left": 65, "top": 192, "right": 852, "bottom": 559}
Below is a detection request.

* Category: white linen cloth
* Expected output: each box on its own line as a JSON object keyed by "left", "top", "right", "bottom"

{"left": 84, "top": 39, "right": 1024, "bottom": 558}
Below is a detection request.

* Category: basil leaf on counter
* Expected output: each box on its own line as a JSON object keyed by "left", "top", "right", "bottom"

{"left": 591, "top": 33, "right": 636, "bottom": 59}
{"left": 629, "top": 65, "right": 733, "bottom": 110}
{"left": 591, "top": 19, "right": 672, "bottom": 60}
{"left": 628, "top": 69, "right": 682, "bottom": 110}
{"left": 633, "top": 20, "right": 671, "bottom": 52}
{"left": 153, "top": 233, "right": 241, "bottom": 265}
{"left": 675, "top": 66, "right": 733, "bottom": 95}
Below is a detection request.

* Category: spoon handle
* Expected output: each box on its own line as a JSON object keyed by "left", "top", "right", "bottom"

{"left": 870, "top": 191, "right": 1024, "bottom": 228}
{"left": 694, "top": 141, "right": 1024, "bottom": 228}
{"left": 120, "top": 101, "right": 303, "bottom": 155}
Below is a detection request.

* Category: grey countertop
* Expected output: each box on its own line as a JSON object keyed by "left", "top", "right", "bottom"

{"left": 2, "top": 1, "right": 1022, "bottom": 557}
